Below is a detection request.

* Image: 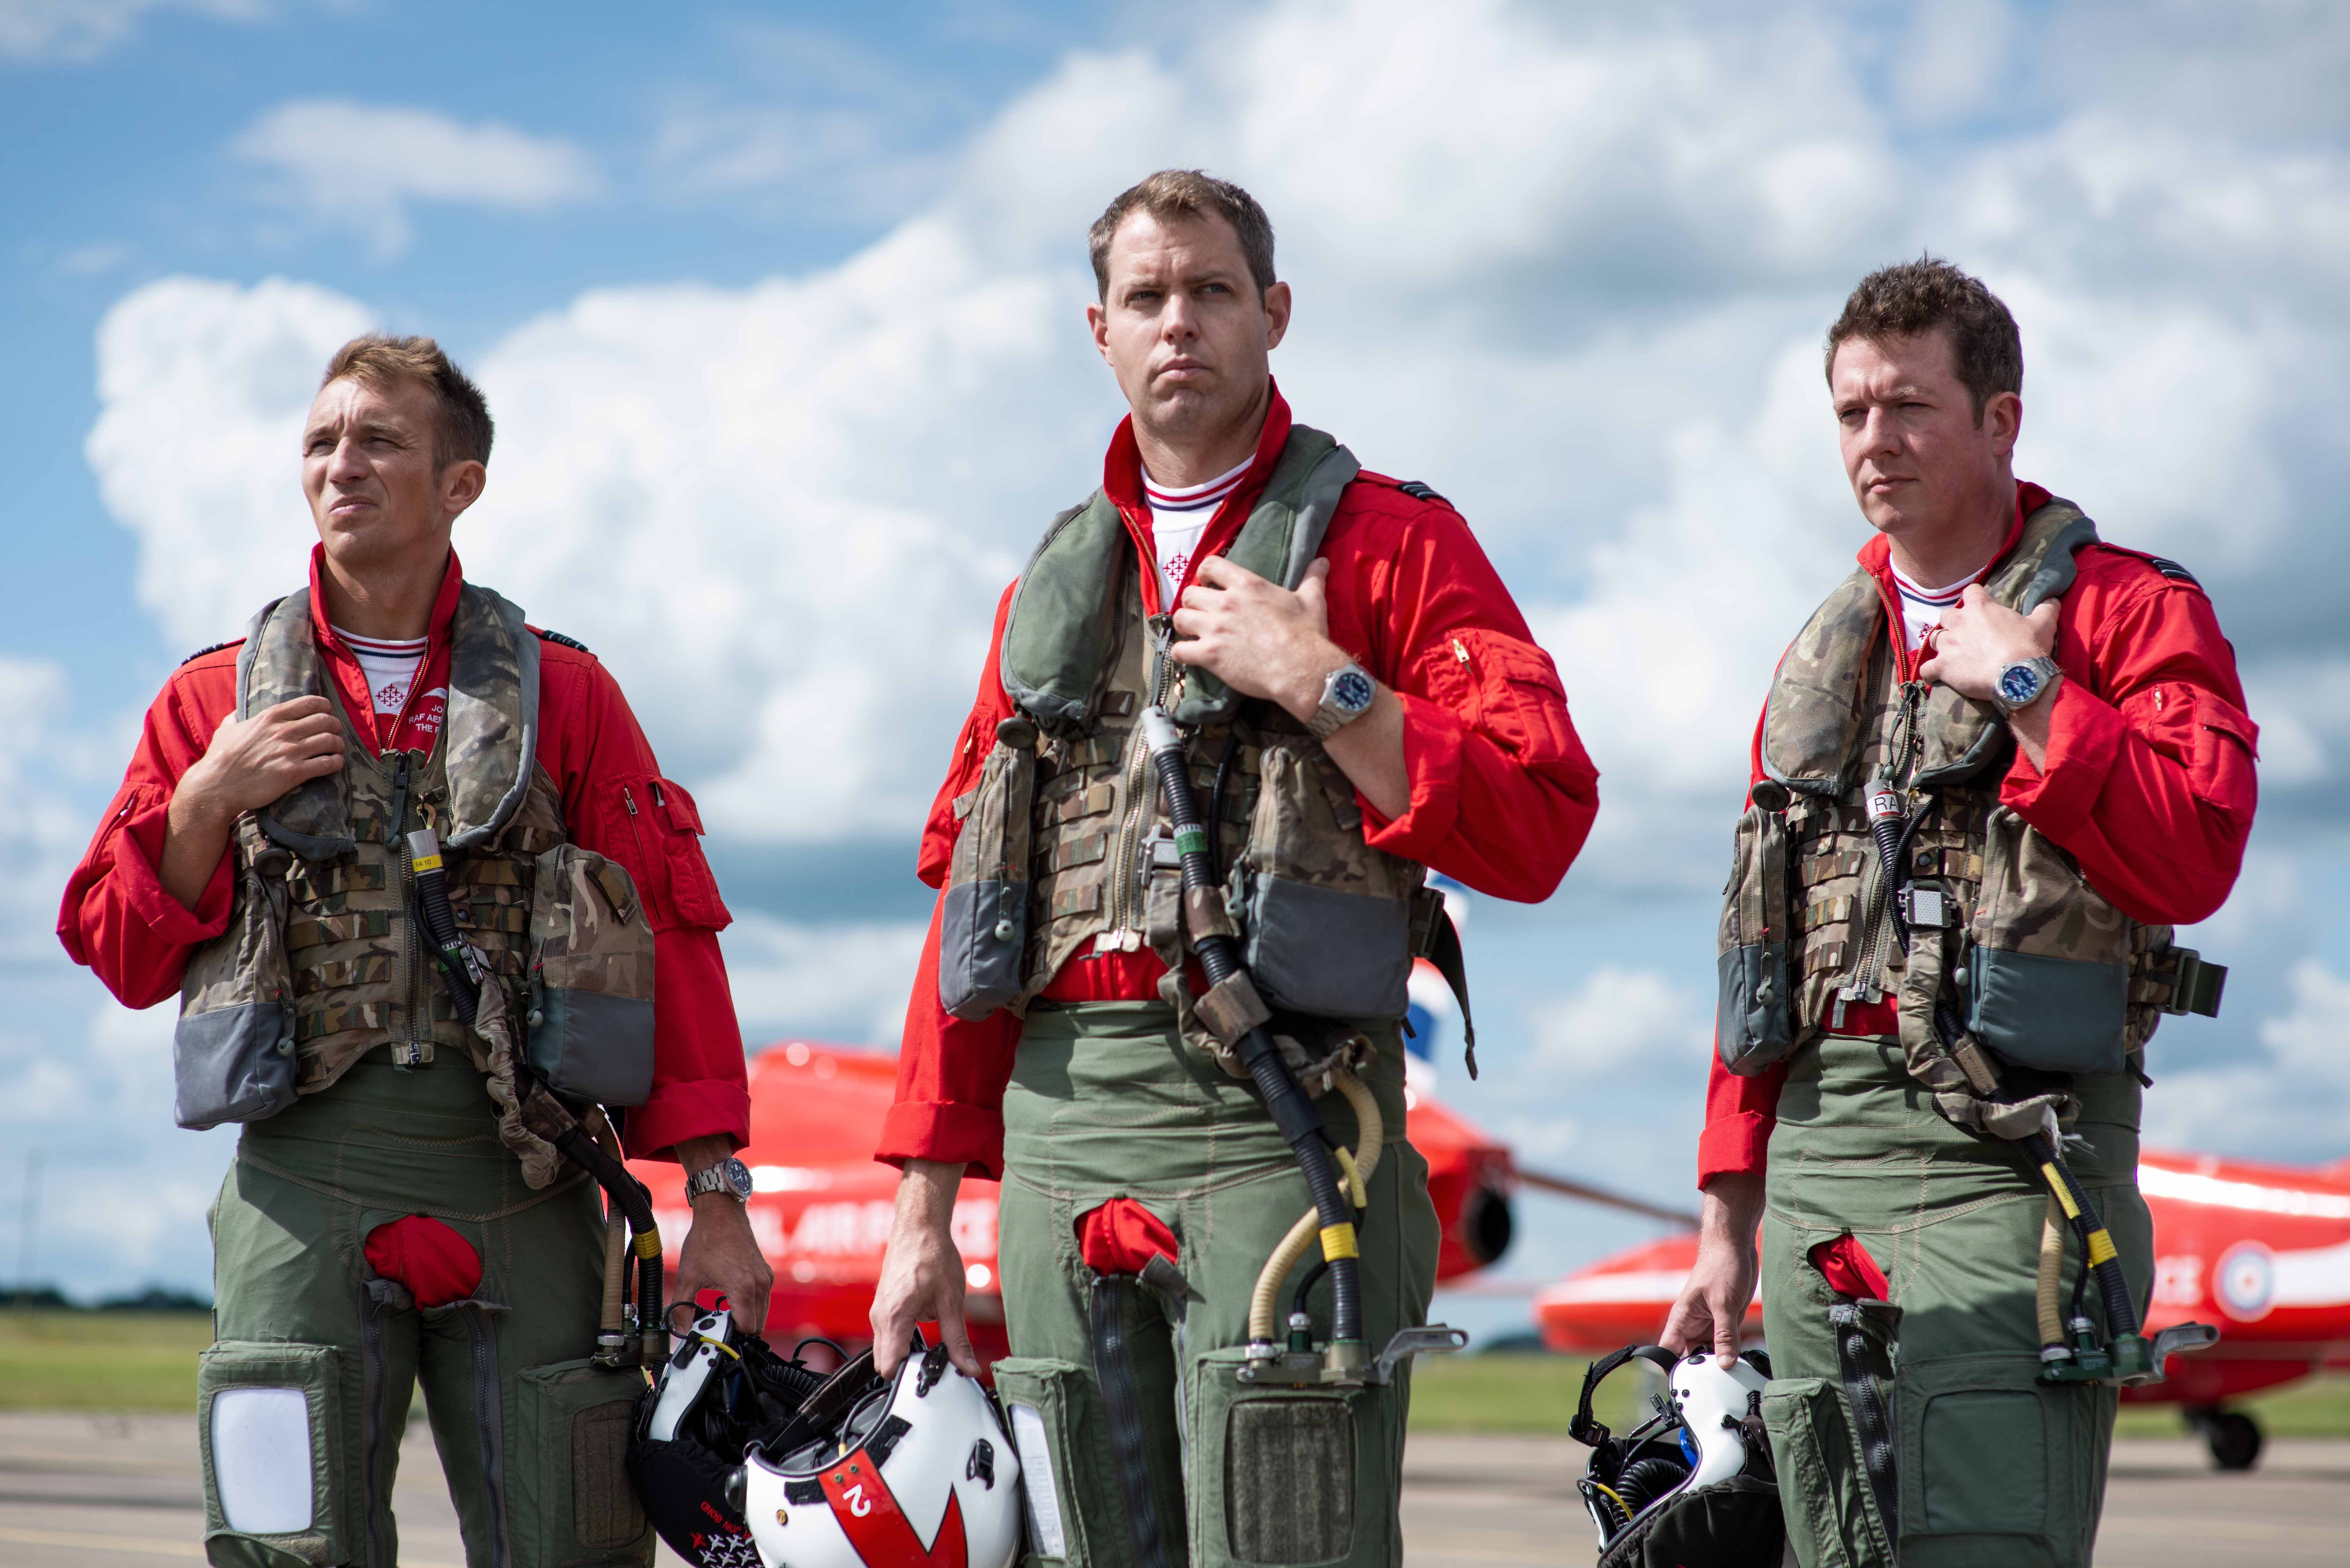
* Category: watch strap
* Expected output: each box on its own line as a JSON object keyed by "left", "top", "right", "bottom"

{"left": 1306, "top": 662, "right": 1374, "bottom": 742}
{"left": 1994, "top": 656, "right": 2064, "bottom": 716}
{"left": 685, "top": 1157, "right": 749, "bottom": 1204}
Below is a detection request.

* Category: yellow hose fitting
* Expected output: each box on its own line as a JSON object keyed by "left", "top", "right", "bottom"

{"left": 1318, "top": 1223, "right": 1359, "bottom": 1262}
{"left": 2086, "top": 1228, "right": 2118, "bottom": 1268}
{"left": 2041, "top": 1165, "right": 2081, "bottom": 1218}
{"left": 635, "top": 1231, "right": 664, "bottom": 1259}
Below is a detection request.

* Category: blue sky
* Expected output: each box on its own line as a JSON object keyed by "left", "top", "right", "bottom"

{"left": 5, "top": 0, "right": 2348, "bottom": 1317}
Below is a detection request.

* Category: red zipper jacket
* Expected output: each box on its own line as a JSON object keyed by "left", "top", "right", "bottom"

{"left": 57, "top": 546, "right": 750, "bottom": 1162}
{"left": 1698, "top": 482, "right": 2260, "bottom": 1185}
{"left": 882, "top": 387, "right": 1602, "bottom": 1177}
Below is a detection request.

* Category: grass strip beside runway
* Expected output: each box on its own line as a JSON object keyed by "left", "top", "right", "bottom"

{"left": 10, "top": 1309, "right": 2349, "bottom": 1441}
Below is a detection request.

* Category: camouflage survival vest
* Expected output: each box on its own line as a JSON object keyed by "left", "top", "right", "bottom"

{"left": 1716, "top": 498, "right": 2221, "bottom": 1134}
{"left": 939, "top": 426, "right": 1450, "bottom": 1070}
{"left": 173, "top": 583, "right": 656, "bottom": 1183}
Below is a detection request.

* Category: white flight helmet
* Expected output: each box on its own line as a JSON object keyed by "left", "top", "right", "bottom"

{"left": 743, "top": 1338, "right": 1024, "bottom": 1568}
{"left": 1570, "top": 1345, "right": 1784, "bottom": 1567}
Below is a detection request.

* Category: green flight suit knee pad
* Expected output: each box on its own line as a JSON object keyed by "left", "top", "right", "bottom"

{"left": 199, "top": 1339, "right": 358, "bottom": 1567}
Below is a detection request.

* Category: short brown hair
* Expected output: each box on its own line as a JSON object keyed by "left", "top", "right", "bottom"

{"left": 1825, "top": 257, "right": 2021, "bottom": 422}
{"left": 1088, "top": 170, "right": 1276, "bottom": 300}
{"left": 319, "top": 334, "right": 495, "bottom": 468}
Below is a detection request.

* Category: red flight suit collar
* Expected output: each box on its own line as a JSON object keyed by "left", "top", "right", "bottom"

{"left": 1101, "top": 381, "right": 1296, "bottom": 615}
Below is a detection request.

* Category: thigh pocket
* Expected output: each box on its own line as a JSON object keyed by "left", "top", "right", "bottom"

{"left": 992, "top": 1356, "right": 1095, "bottom": 1567}
{"left": 199, "top": 1340, "right": 346, "bottom": 1564}
{"left": 513, "top": 1358, "right": 654, "bottom": 1567}
{"left": 1759, "top": 1376, "right": 1894, "bottom": 1568}
{"left": 1900, "top": 1354, "right": 2091, "bottom": 1568}
{"left": 1189, "top": 1347, "right": 1388, "bottom": 1568}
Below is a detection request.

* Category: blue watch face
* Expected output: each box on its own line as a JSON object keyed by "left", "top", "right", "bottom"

{"left": 1332, "top": 669, "right": 1375, "bottom": 713}
{"left": 1998, "top": 663, "right": 2042, "bottom": 705}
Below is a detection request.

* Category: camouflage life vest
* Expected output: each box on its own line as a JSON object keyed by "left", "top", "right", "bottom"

{"left": 173, "top": 583, "right": 656, "bottom": 1183}
{"left": 939, "top": 426, "right": 1448, "bottom": 1070}
{"left": 1717, "top": 498, "right": 2220, "bottom": 1132}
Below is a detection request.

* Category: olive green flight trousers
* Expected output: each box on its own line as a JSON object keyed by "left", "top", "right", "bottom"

{"left": 992, "top": 1002, "right": 1440, "bottom": 1568}
{"left": 1758, "top": 1034, "right": 2153, "bottom": 1568}
{"left": 200, "top": 1050, "right": 653, "bottom": 1568}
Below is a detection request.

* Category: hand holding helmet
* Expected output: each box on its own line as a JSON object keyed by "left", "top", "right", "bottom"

{"left": 632, "top": 1303, "right": 1025, "bottom": 1568}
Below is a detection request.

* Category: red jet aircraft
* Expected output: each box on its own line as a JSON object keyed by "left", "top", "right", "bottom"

{"left": 1533, "top": 1148, "right": 2350, "bottom": 1469}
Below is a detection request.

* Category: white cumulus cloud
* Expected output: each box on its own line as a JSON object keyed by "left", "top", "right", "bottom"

{"left": 234, "top": 100, "right": 599, "bottom": 254}
{"left": 0, "top": 0, "right": 262, "bottom": 60}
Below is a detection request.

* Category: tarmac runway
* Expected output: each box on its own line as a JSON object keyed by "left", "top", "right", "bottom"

{"left": 0, "top": 1412, "right": 2344, "bottom": 1566}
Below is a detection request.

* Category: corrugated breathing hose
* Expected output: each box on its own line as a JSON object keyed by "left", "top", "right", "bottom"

{"left": 2020, "top": 1128, "right": 2139, "bottom": 1343}
{"left": 2035, "top": 1195, "right": 2066, "bottom": 1354}
{"left": 1138, "top": 710, "right": 1363, "bottom": 1351}
{"left": 1866, "top": 783, "right": 2141, "bottom": 1354}
{"left": 1249, "top": 1071, "right": 1381, "bottom": 1345}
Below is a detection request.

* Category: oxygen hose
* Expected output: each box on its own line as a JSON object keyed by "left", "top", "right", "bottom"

{"left": 2020, "top": 1127, "right": 2140, "bottom": 1344}
{"left": 1864, "top": 773, "right": 1907, "bottom": 930}
{"left": 1139, "top": 709, "right": 1365, "bottom": 1351}
{"left": 410, "top": 827, "right": 664, "bottom": 1361}
{"left": 590, "top": 1111, "right": 635, "bottom": 1356}
{"left": 2036, "top": 1196, "right": 2067, "bottom": 1354}
{"left": 1926, "top": 985, "right": 2142, "bottom": 1351}
{"left": 1249, "top": 1071, "right": 1382, "bottom": 1345}
{"left": 407, "top": 830, "right": 482, "bottom": 1028}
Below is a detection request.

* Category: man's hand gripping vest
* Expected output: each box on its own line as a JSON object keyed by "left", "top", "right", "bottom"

{"left": 938, "top": 425, "right": 1462, "bottom": 1075}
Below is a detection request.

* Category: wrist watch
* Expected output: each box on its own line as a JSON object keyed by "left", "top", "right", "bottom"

{"left": 1991, "top": 656, "right": 2064, "bottom": 716}
{"left": 1306, "top": 661, "right": 1378, "bottom": 742}
{"left": 685, "top": 1156, "right": 754, "bottom": 1205}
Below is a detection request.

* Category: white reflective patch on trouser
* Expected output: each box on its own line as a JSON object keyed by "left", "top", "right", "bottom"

{"left": 211, "top": 1386, "right": 315, "bottom": 1534}
{"left": 1009, "top": 1403, "right": 1068, "bottom": 1558}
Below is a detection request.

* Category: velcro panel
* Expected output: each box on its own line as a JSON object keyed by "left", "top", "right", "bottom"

{"left": 1226, "top": 1399, "right": 1354, "bottom": 1564}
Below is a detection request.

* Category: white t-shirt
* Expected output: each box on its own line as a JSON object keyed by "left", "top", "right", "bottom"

{"left": 333, "top": 625, "right": 429, "bottom": 717}
{"left": 1142, "top": 457, "right": 1252, "bottom": 606}
{"left": 1886, "top": 562, "right": 1976, "bottom": 653}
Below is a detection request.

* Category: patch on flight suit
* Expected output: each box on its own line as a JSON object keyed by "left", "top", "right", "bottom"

{"left": 535, "top": 628, "right": 593, "bottom": 653}
{"left": 2144, "top": 555, "right": 2200, "bottom": 586}
{"left": 1396, "top": 480, "right": 1448, "bottom": 504}
{"left": 180, "top": 639, "right": 241, "bottom": 666}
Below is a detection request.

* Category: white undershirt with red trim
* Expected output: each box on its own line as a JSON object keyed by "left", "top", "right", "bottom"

{"left": 1887, "top": 562, "right": 1975, "bottom": 653}
{"left": 1142, "top": 457, "right": 1251, "bottom": 607}
{"left": 332, "top": 625, "right": 448, "bottom": 750}
{"left": 334, "top": 626, "right": 428, "bottom": 715}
